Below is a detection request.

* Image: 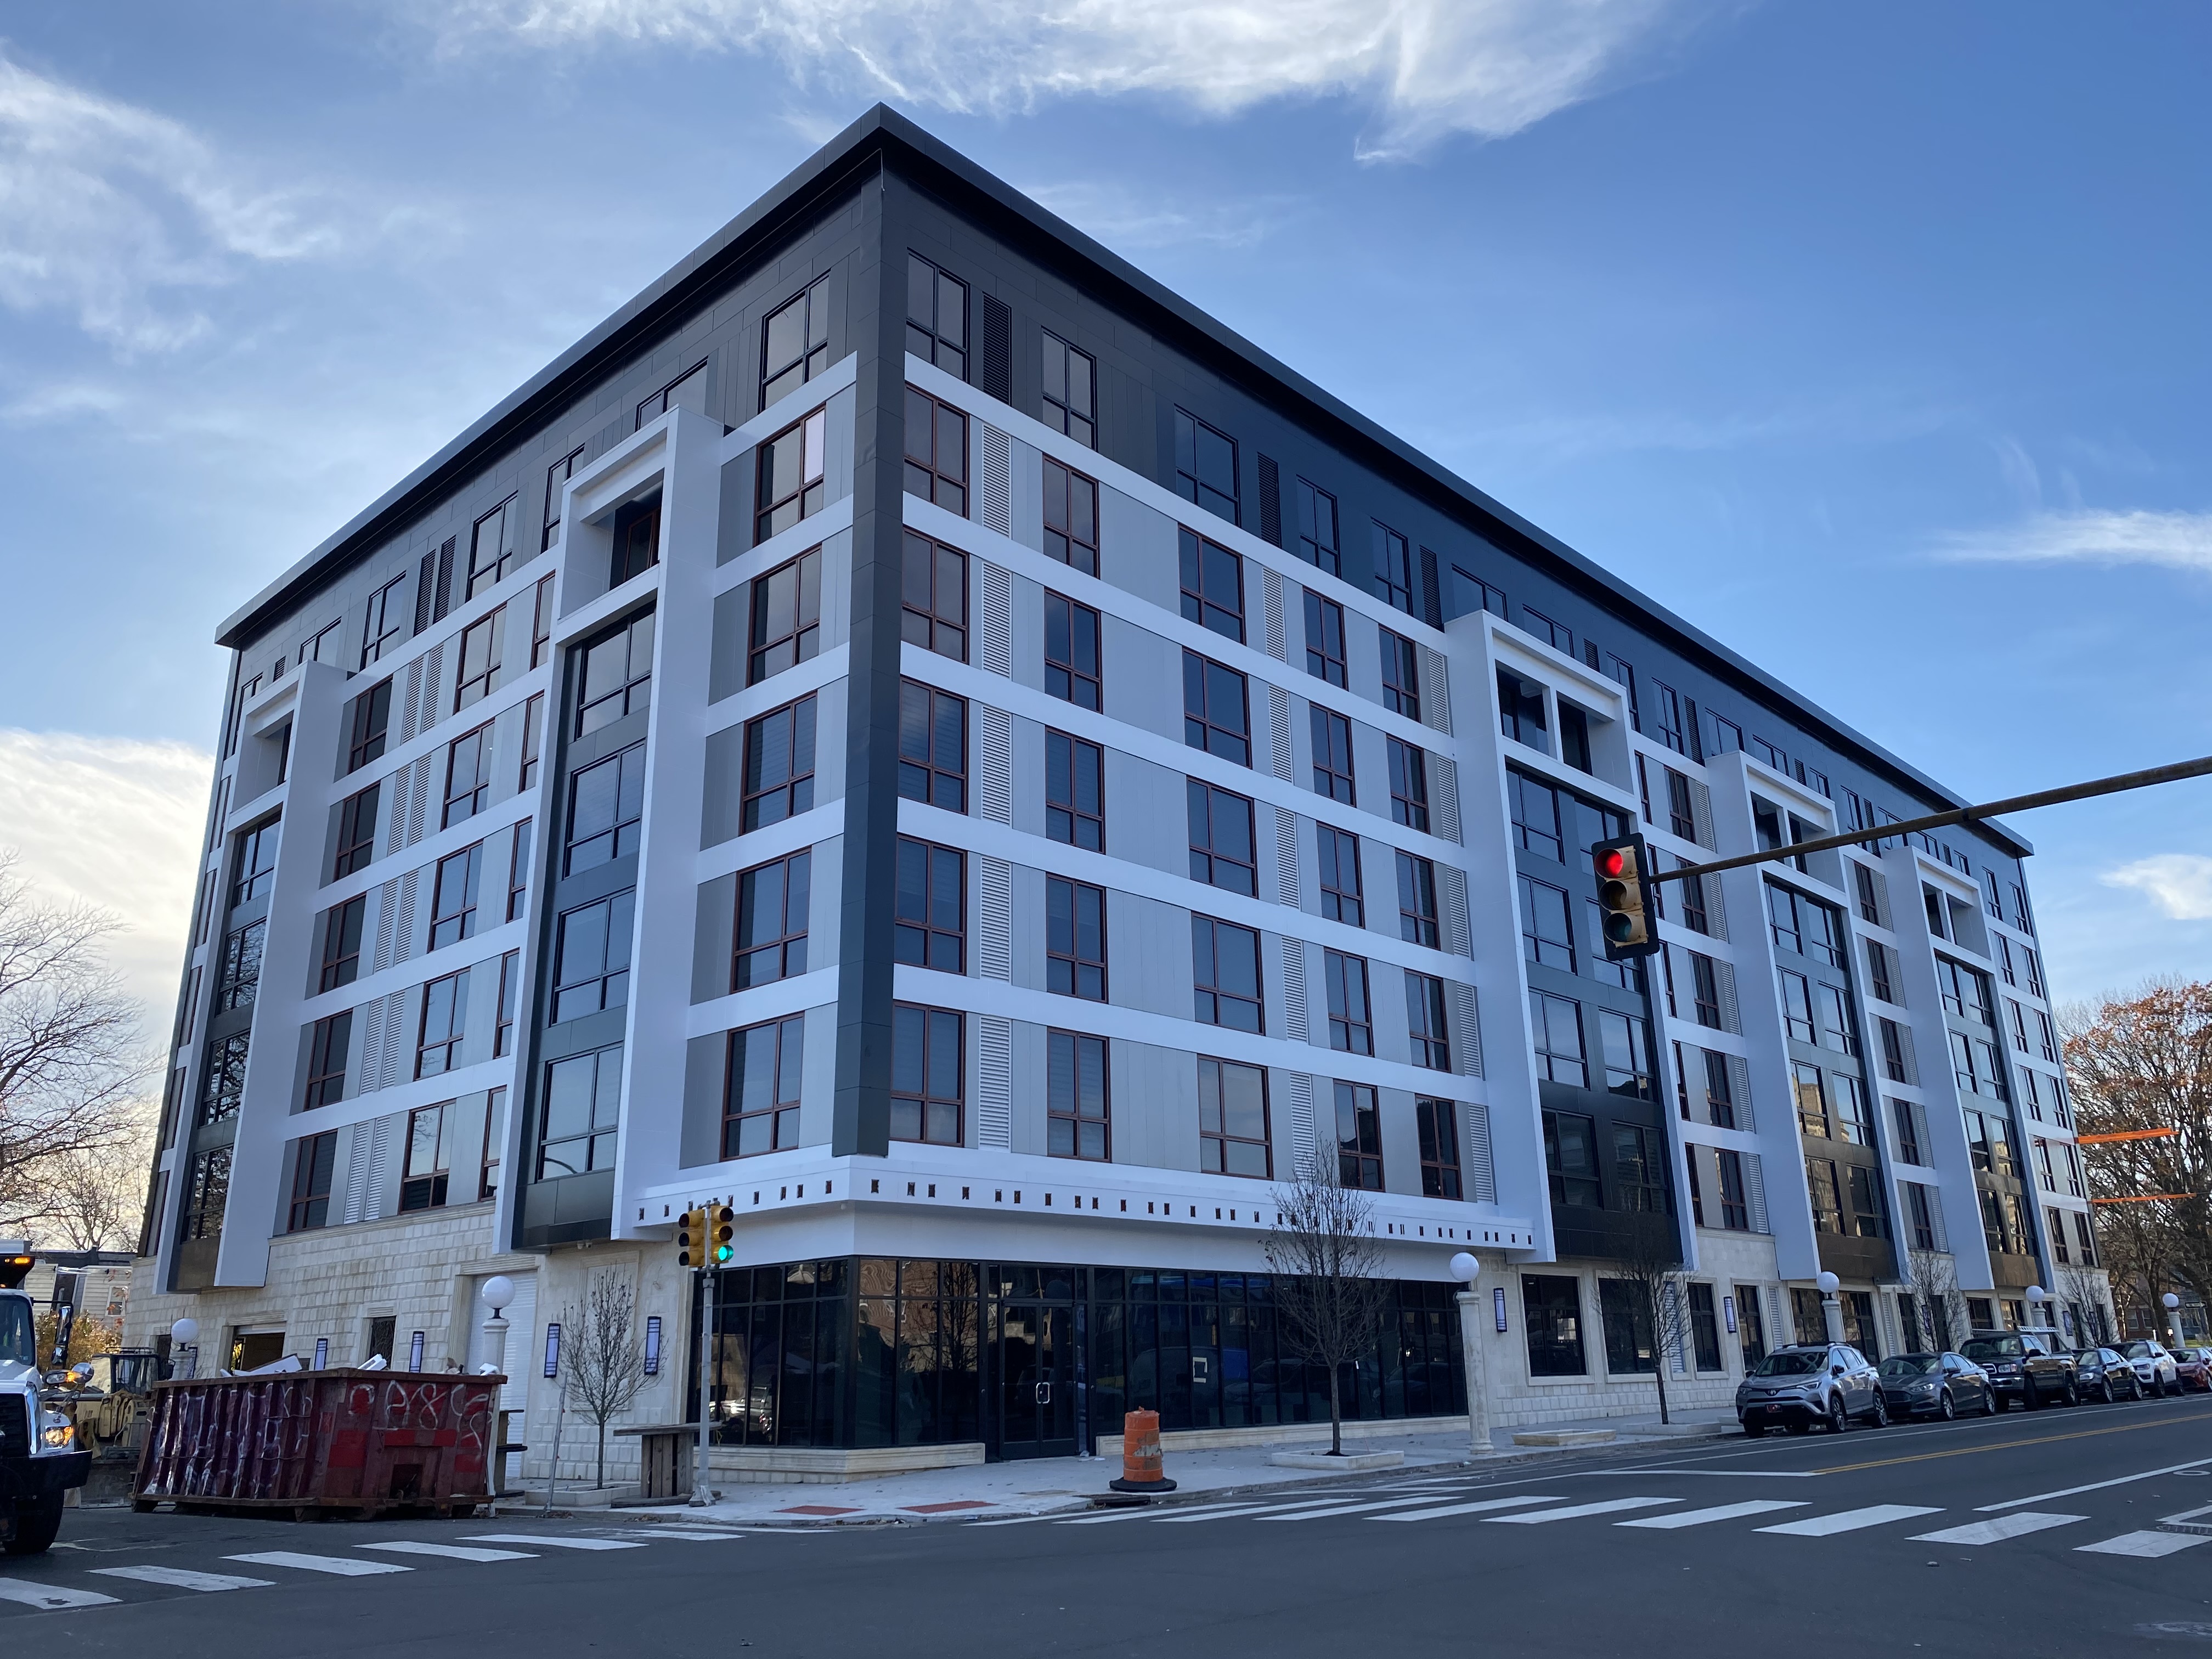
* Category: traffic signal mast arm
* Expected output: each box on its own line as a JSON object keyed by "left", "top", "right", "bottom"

{"left": 1644, "top": 753, "right": 2212, "bottom": 886}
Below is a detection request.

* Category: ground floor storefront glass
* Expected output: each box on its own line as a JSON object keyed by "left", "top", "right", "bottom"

{"left": 690, "top": 1257, "right": 1465, "bottom": 1456}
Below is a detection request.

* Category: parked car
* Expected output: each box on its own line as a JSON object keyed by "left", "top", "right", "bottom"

{"left": 1876, "top": 1352, "right": 1995, "bottom": 1420}
{"left": 2116, "top": 1339, "right": 2182, "bottom": 1396}
{"left": 1737, "top": 1343, "right": 1886, "bottom": 1434}
{"left": 2069, "top": 1347, "right": 2147, "bottom": 1403}
{"left": 2176, "top": 1347, "right": 2212, "bottom": 1393}
{"left": 1959, "top": 1331, "right": 2078, "bottom": 1409}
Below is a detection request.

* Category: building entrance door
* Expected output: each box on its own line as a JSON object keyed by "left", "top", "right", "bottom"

{"left": 994, "top": 1301, "right": 1077, "bottom": 1459}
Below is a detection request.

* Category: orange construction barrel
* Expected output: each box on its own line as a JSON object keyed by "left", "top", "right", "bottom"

{"left": 1108, "top": 1409, "right": 1177, "bottom": 1493}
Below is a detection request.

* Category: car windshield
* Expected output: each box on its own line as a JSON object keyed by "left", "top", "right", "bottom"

{"left": 2120, "top": 1342, "right": 2154, "bottom": 1359}
{"left": 1753, "top": 1351, "right": 1826, "bottom": 1377}
{"left": 1962, "top": 1336, "right": 2023, "bottom": 1362}
{"left": 1879, "top": 1356, "right": 1939, "bottom": 1378}
{"left": 0, "top": 1296, "right": 33, "bottom": 1366}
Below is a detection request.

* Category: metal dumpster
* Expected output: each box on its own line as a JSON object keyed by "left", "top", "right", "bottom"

{"left": 133, "top": 1370, "right": 504, "bottom": 1519}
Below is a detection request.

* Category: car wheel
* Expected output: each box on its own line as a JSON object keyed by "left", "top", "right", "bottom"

{"left": 2062, "top": 1382, "right": 2080, "bottom": 1407}
{"left": 2, "top": 1496, "right": 64, "bottom": 1558}
{"left": 2100, "top": 1379, "right": 2115, "bottom": 1404}
{"left": 1868, "top": 1393, "right": 1890, "bottom": 1429}
{"left": 1937, "top": 1389, "right": 1957, "bottom": 1421}
{"left": 1827, "top": 1396, "right": 1849, "bottom": 1435}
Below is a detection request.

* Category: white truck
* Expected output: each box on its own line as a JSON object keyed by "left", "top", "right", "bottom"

{"left": 1, "top": 1244, "right": 93, "bottom": 1555}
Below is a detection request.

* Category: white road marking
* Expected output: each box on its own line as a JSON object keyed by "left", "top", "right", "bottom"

{"left": 1252, "top": 1496, "right": 1487, "bottom": 1522}
{"left": 1370, "top": 1496, "right": 1566, "bottom": 1522}
{"left": 0, "top": 1579, "right": 120, "bottom": 1609}
{"left": 1061, "top": 1498, "right": 1365, "bottom": 1526}
{"left": 225, "top": 1551, "right": 412, "bottom": 1577}
{"left": 1910, "top": 1513, "right": 2085, "bottom": 1546}
{"left": 1617, "top": 1501, "right": 1809, "bottom": 1530}
{"left": 1976, "top": 1456, "right": 2212, "bottom": 1513}
{"left": 358, "top": 1542, "right": 535, "bottom": 1562}
{"left": 1152, "top": 1504, "right": 1297, "bottom": 1523}
{"left": 2075, "top": 1531, "right": 2212, "bottom": 1559}
{"left": 89, "top": 1565, "right": 273, "bottom": 1592}
{"left": 1754, "top": 1505, "right": 1943, "bottom": 1537}
{"left": 618, "top": 1527, "right": 744, "bottom": 1541}
{"left": 464, "top": 1534, "right": 647, "bottom": 1550}
{"left": 1486, "top": 1497, "right": 1680, "bottom": 1525}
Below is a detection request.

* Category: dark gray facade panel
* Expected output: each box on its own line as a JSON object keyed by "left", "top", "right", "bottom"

{"left": 692, "top": 873, "right": 737, "bottom": 1005}
{"left": 830, "top": 172, "right": 900, "bottom": 1160}
{"left": 681, "top": 1031, "right": 726, "bottom": 1169}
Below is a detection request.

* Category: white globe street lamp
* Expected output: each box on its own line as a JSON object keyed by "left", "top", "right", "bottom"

{"left": 170, "top": 1317, "right": 200, "bottom": 1381}
{"left": 1446, "top": 1252, "right": 1490, "bottom": 1458}
{"left": 1815, "top": 1272, "right": 1844, "bottom": 1345}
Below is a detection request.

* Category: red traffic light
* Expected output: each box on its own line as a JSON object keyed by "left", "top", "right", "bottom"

{"left": 1597, "top": 848, "right": 1627, "bottom": 879}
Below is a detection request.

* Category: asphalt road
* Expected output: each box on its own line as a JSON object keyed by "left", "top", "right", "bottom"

{"left": 9, "top": 1392, "right": 2212, "bottom": 1657}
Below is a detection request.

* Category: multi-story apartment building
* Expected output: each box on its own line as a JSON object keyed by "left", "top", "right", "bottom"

{"left": 127, "top": 108, "right": 2108, "bottom": 1482}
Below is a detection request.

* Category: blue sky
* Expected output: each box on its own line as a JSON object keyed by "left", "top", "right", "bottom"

{"left": 2, "top": 1, "right": 2208, "bottom": 1020}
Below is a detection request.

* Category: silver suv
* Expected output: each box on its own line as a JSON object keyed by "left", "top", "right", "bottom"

{"left": 2117, "top": 1339, "right": 2182, "bottom": 1397}
{"left": 1737, "top": 1343, "right": 1886, "bottom": 1435}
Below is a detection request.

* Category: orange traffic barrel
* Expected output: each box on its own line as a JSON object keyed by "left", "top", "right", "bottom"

{"left": 1108, "top": 1409, "right": 1177, "bottom": 1493}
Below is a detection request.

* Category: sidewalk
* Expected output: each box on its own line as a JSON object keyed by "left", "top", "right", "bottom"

{"left": 614, "top": 1408, "right": 1740, "bottom": 1528}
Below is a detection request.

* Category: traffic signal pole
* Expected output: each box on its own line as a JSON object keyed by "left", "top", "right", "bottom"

{"left": 1644, "top": 753, "right": 2212, "bottom": 887}
{"left": 692, "top": 1265, "right": 714, "bottom": 1509}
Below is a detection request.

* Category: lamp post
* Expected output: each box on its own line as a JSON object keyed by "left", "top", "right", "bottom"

{"left": 479, "top": 1276, "right": 515, "bottom": 1515}
{"left": 170, "top": 1318, "right": 199, "bottom": 1381}
{"left": 1816, "top": 1272, "right": 1844, "bottom": 1345}
{"left": 2024, "top": 1284, "right": 2049, "bottom": 1337}
{"left": 1449, "top": 1252, "right": 1491, "bottom": 1457}
{"left": 2164, "top": 1291, "right": 2186, "bottom": 1352}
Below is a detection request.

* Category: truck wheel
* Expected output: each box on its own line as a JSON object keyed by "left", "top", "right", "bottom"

{"left": 3, "top": 1495, "right": 64, "bottom": 1557}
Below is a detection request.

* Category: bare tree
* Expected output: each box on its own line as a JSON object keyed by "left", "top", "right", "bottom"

{"left": 2052, "top": 1257, "right": 2112, "bottom": 1347}
{"left": 1263, "top": 1141, "right": 1391, "bottom": 1456}
{"left": 1900, "top": 1246, "right": 1964, "bottom": 1352}
{"left": 0, "top": 855, "right": 151, "bottom": 1233}
{"left": 563, "top": 1269, "right": 648, "bottom": 1489}
{"left": 2063, "top": 981, "right": 2212, "bottom": 1325}
{"left": 20, "top": 1136, "right": 151, "bottom": 1250}
{"left": 1609, "top": 1209, "right": 1693, "bottom": 1425}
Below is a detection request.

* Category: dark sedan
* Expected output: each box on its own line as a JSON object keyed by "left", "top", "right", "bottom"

{"left": 2070, "top": 1347, "right": 2147, "bottom": 1402}
{"left": 1877, "top": 1352, "right": 1995, "bottom": 1420}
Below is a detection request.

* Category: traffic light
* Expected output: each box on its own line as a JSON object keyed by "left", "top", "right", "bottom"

{"left": 676, "top": 1206, "right": 704, "bottom": 1268}
{"left": 1592, "top": 833, "right": 1660, "bottom": 961}
{"left": 708, "top": 1205, "right": 735, "bottom": 1266}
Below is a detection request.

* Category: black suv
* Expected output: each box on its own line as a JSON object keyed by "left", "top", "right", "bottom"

{"left": 1736, "top": 1343, "right": 1886, "bottom": 1434}
{"left": 1959, "top": 1330, "right": 2078, "bottom": 1409}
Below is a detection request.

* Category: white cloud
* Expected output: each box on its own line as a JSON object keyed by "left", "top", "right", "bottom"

{"left": 425, "top": 0, "right": 1718, "bottom": 156}
{"left": 1937, "top": 508, "right": 2212, "bottom": 572}
{"left": 1022, "top": 179, "right": 1293, "bottom": 250}
{"left": 0, "top": 50, "right": 341, "bottom": 351}
{"left": 2104, "top": 854, "right": 2212, "bottom": 922}
{"left": 0, "top": 731, "right": 212, "bottom": 1023}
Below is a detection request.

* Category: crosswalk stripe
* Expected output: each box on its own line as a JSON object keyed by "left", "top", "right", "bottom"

{"left": 1617, "top": 1501, "right": 1809, "bottom": 1530}
{"left": 1057, "top": 1502, "right": 1262, "bottom": 1526}
{"left": 1911, "top": 1513, "right": 2085, "bottom": 1546}
{"left": 1252, "top": 1496, "right": 1481, "bottom": 1522}
{"left": 89, "top": 1565, "right": 274, "bottom": 1592}
{"left": 618, "top": 1528, "right": 744, "bottom": 1541}
{"left": 2075, "top": 1531, "right": 2212, "bottom": 1559}
{"left": 1755, "top": 1505, "right": 1942, "bottom": 1537}
{"left": 1152, "top": 1505, "right": 1292, "bottom": 1523}
{"left": 225, "top": 1551, "right": 411, "bottom": 1577}
{"left": 1487, "top": 1497, "right": 1680, "bottom": 1525}
{"left": 1372, "top": 1496, "right": 1565, "bottom": 1522}
{"left": 464, "top": 1534, "right": 646, "bottom": 1551}
{"left": 359, "top": 1542, "right": 535, "bottom": 1562}
{"left": 0, "top": 1579, "right": 120, "bottom": 1609}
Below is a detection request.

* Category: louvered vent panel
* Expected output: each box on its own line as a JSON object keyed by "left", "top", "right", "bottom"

{"left": 1417, "top": 645, "right": 1452, "bottom": 735}
{"left": 1463, "top": 1100, "right": 1497, "bottom": 1204}
{"left": 1284, "top": 1071, "right": 1315, "bottom": 1165}
{"left": 977, "top": 1014, "right": 1013, "bottom": 1148}
{"left": 979, "top": 706, "right": 1013, "bottom": 825}
{"left": 1256, "top": 454, "right": 1282, "bottom": 546}
{"left": 1747, "top": 1154, "right": 1770, "bottom": 1235}
{"left": 392, "top": 870, "right": 419, "bottom": 968}
{"left": 1449, "top": 981, "right": 1482, "bottom": 1077}
{"left": 1262, "top": 568, "right": 1288, "bottom": 662}
{"left": 1726, "top": 1052, "right": 1755, "bottom": 1133}
{"left": 370, "top": 878, "right": 399, "bottom": 972}
{"left": 1431, "top": 754, "right": 1462, "bottom": 844}
{"left": 1269, "top": 686, "right": 1293, "bottom": 782}
{"left": 1274, "top": 805, "right": 1300, "bottom": 907}
{"left": 979, "top": 562, "right": 1012, "bottom": 677}
{"left": 341, "top": 1122, "right": 373, "bottom": 1223}
{"left": 1281, "top": 938, "right": 1309, "bottom": 1046}
{"left": 975, "top": 854, "right": 1012, "bottom": 980}
{"left": 980, "top": 425, "right": 1012, "bottom": 537}
{"left": 1440, "top": 865, "right": 1472, "bottom": 957}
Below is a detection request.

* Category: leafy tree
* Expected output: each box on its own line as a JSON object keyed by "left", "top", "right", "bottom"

{"left": 2063, "top": 981, "right": 2212, "bottom": 1333}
